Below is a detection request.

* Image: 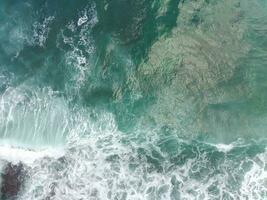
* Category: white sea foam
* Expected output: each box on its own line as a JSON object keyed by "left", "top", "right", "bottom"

{"left": 240, "top": 148, "right": 267, "bottom": 199}
{"left": 0, "top": 145, "right": 64, "bottom": 165}
{"left": 215, "top": 143, "right": 234, "bottom": 152}
{"left": 59, "top": 3, "right": 98, "bottom": 93}
{"left": 0, "top": 86, "right": 71, "bottom": 148}
{"left": 15, "top": 111, "right": 267, "bottom": 200}
{"left": 211, "top": 143, "right": 235, "bottom": 153}
{"left": 77, "top": 4, "right": 98, "bottom": 27}
{"left": 32, "top": 16, "right": 55, "bottom": 46}
{"left": 77, "top": 15, "right": 88, "bottom": 26}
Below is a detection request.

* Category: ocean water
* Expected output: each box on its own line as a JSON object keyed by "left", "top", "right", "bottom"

{"left": 0, "top": 0, "right": 267, "bottom": 199}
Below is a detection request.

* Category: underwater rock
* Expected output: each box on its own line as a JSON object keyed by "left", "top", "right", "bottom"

{"left": 1, "top": 162, "right": 24, "bottom": 200}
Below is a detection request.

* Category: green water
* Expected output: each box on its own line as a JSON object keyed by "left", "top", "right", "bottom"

{"left": 0, "top": 0, "right": 267, "bottom": 199}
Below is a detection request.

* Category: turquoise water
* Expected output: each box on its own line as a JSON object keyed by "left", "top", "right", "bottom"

{"left": 0, "top": 0, "right": 267, "bottom": 199}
